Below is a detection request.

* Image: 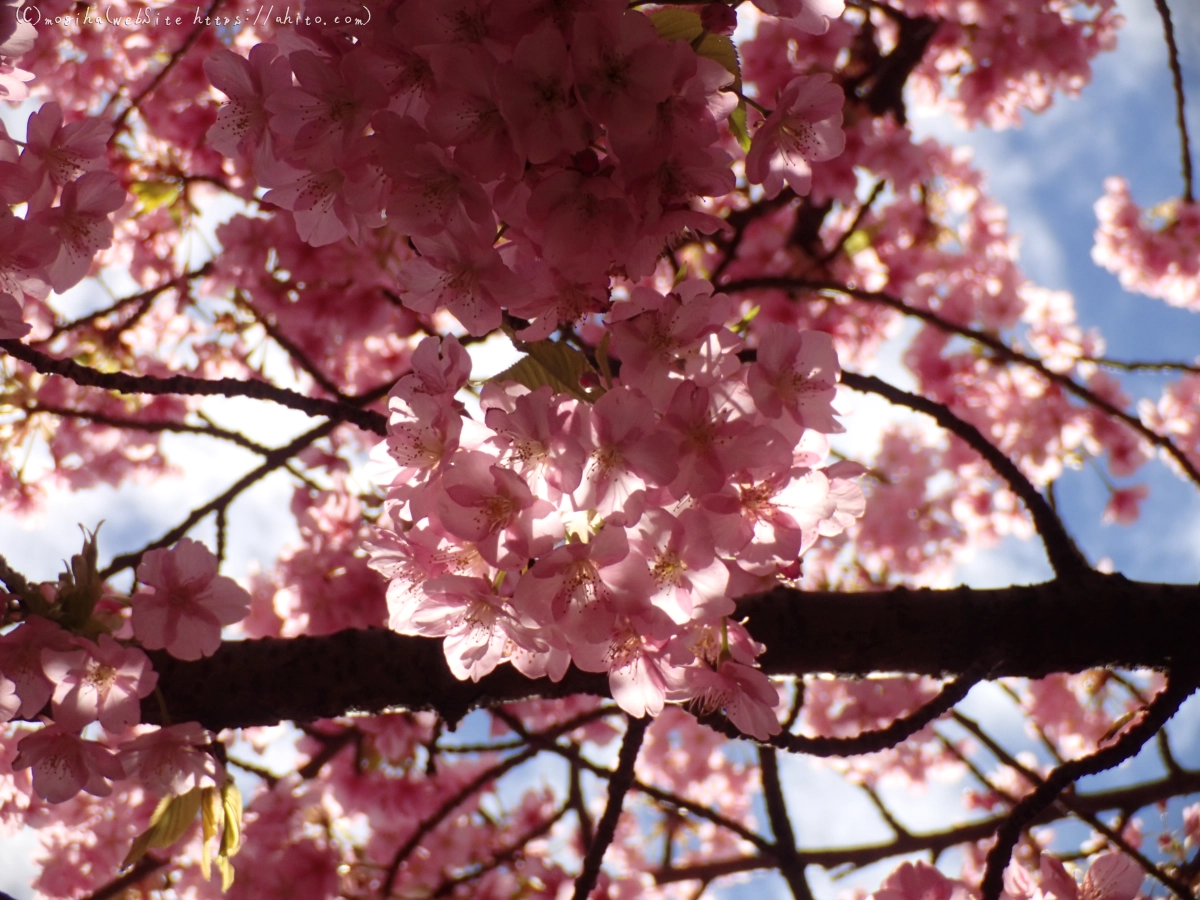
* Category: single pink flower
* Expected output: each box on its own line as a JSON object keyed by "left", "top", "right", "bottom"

{"left": 748, "top": 326, "right": 845, "bottom": 433}
{"left": 41, "top": 634, "right": 158, "bottom": 732}
{"left": 746, "top": 73, "right": 846, "bottom": 199}
{"left": 117, "top": 722, "right": 222, "bottom": 796}
{"left": 1081, "top": 853, "right": 1143, "bottom": 900}
{"left": 0, "top": 615, "right": 74, "bottom": 718}
{"left": 751, "top": 0, "right": 844, "bottom": 35}
{"left": 131, "top": 538, "right": 251, "bottom": 660}
{"left": 1102, "top": 485, "right": 1148, "bottom": 525}
{"left": 12, "top": 725, "right": 125, "bottom": 803}
{"left": 18, "top": 102, "right": 113, "bottom": 210}
{"left": 30, "top": 170, "right": 126, "bottom": 293}
{"left": 672, "top": 660, "right": 782, "bottom": 741}
{"left": 0, "top": 290, "right": 29, "bottom": 339}
{"left": 873, "top": 861, "right": 971, "bottom": 900}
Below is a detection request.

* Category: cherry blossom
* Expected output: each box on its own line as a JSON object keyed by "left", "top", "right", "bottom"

{"left": 13, "top": 726, "right": 125, "bottom": 804}
{"left": 130, "top": 538, "right": 251, "bottom": 660}
{"left": 0, "top": 290, "right": 28, "bottom": 339}
{"left": 116, "top": 723, "right": 223, "bottom": 796}
{"left": 746, "top": 73, "right": 846, "bottom": 199}
{"left": 2, "top": 1, "right": 1198, "bottom": 896}
{"left": 41, "top": 635, "right": 157, "bottom": 732}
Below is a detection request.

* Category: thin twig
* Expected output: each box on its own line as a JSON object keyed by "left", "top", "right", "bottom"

{"left": 843, "top": 372, "right": 1090, "bottom": 578}
{"left": 700, "top": 664, "right": 986, "bottom": 755}
{"left": 1082, "top": 356, "right": 1200, "bottom": 375}
{"left": 1153, "top": 0, "right": 1195, "bottom": 202}
{"left": 979, "top": 672, "right": 1200, "bottom": 900}
{"left": 572, "top": 715, "right": 649, "bottom": 900}
{"left": 381, "top": 747, "right": 539, "bottom": 897}
{"left": 759, "top": 747, "right": 813, "bottom": 900}
{"left": 494, "top": 708, "right": 773, "bottom": 853}
{"left": 720, "top": 278, "right": 1200, "bottom": 487}
{"left": 23, "top": 403, "right": 271, "bottom": 455}
{"left": 100, "top": 418, "right": 340, "bottom": 578}
{"left": 954, "top": 711, "right": 1191, "bottom": 900}
{"left": 46, "top": 264, "right": 213, "bottom": 339}
{"left": 0, "top": 340, "right": 387, "bottom": 435}
{"left": 109, "top": 2, "right": 222, "bottom": 135}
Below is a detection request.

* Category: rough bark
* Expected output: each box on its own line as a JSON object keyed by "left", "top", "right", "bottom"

{"left": 146, "top": 574, "right": 1200, "bottom": 732}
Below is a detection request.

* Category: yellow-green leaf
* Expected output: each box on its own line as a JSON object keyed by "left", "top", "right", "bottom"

{"left": 696, "top": 32, "right": 740, "bottom": 80}
{"left": 493, "top": 340, "right": 601, "bottom": 403}
{"left": 650, "top": 8, "right": 703, "bottom": 42}
{"left": 130, "top": 180, "right": 181, "bottom": 214}
{"left": 122, "top": 789, "right": 204, "bottom": 870}
{"left": 842, "top": 228, "right": 873, "bottom": 256}
{"left": 200, "top": 786, "right": 223, "bottom": 879}
{"left": 728, "top": 98, "right": 751, "bottom": 153}
{"left": 220, "top": 779, "right": 243, "bottom": 858}
{"left": 216, "top": 855, "right": 236, "bottom": 891}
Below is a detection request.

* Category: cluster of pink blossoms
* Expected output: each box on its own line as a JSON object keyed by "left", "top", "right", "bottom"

{"left": 0, "top": 539, "right": 247, "bottom": 806}
{"left": 366, "top": 293, "right": 865, "bottom": 740}
{"left": 1092, "top": 177, "right": 1200, "bottom": 311}
{"left": 202, "top": 0, "right": 847, "bottom": 336}
{"left": 0, "top": 102, "right": 125, "bottom": 340}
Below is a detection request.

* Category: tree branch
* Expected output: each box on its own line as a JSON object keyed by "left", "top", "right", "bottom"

{"left": 0, "top": 340, "right": 387, "bottom": 436}
{"left": 141, "top": 576, "right": 1200, "bottom": 732}
{"left": 760, "top": 746, "right": 813, "bottom": 900}
{"left": 572, "top": 715, "right": 649, "bottom": 900}
{"left": 1152, "top": 0, "right": 1195, "bottom": 202}
{"left": 842, "top": 371, "right": 1089, "bottom": 577}
{"left": 719, "top": 279, "right": 1200, "bottom": 486}
{"left": 979, "top": 671, "right": 1200, "bottom": 900}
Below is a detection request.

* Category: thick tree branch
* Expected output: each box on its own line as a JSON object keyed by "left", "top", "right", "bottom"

{"left": 144, "top": 575, "right": 1200, "bottom": 732}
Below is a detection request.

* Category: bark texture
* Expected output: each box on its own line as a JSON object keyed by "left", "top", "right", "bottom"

{"left": 146, "top": 574, "right": 1200, "bottom": 731}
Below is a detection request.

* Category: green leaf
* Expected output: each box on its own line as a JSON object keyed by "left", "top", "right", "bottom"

{"left": 842, "top": 228, "right": 873, "bottom": 256}
{"left": 728, "top": 98, "right": 751, "bottom": 153}
{"left": 493, "top": 340, "right": 602, "bottom": 403}
{"left": 650, "top": 8, "right": 703, "bottom": 42}
{"left": 122, "top": 789, "right": 204, "bottom": 870}
{"left": 130, "top": 180, "right": 180, "bottom": 214}
{"left": 695, "top": 32, "right": 740, "bottom": 80}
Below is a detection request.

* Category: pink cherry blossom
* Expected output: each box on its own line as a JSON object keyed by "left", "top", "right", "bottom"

{"left": 752, "top": 0, "right": 845, "bottom": 35}
{"left": 746, "top": 73, "right": 846, "bottom": 199}
{"left": 671, "top": 659, "right": 782, "bottom": 741}
{"left": 495, "top": 23, "right": 591, "bottom": 165}
{"left": 30, "top": 170, "right": 126, "bottom": 293}
{"left": 396, "top": 219, "right": 524, "bottom": 335}
{"left": 0, "top": 615, "right": 74, "bottom": 718}
{"left": 117, "top": 722, "right": 222, "bottom": 796}
{"left": 41, "top": 635, "right": 157, "bottom": 732}
{"left": 131, "top": 538, "right": 251, "bottom": 660}
{"left": 18, "top": 103, "right": 112, "bottom": 211}
{"left": 1103, "top": 484, "right": 1149, "bottom": 525}
{"left": 13, "top": 725, "right": 125, "bottom": 803}
{"left": 204, "top": 43, "right": 296, "bottom": 180}
{"left": 873, "top": 861, "right": 971, "bottom": 900}
{"left": 0, "top": 290, "right": 29, "bottom": 339}
{"left": 749, "top": 326, "right": 845, "bottom": 433}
